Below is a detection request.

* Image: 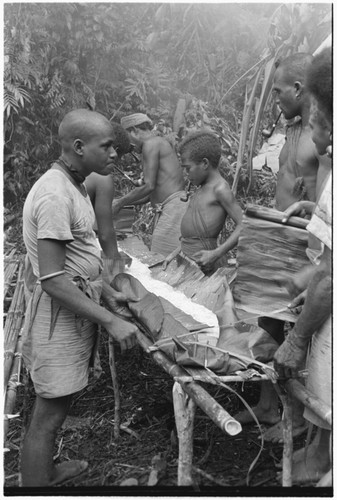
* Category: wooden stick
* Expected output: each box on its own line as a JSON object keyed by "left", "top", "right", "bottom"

{"left": 108, "top": 339, "right": 120, "bottom": 439}
{"left": 285, "top": 379, "right": 331, "bottom": 427}
{"left": 279, "top": 392, "right": 293, "bottom": 487}
{"left": 4, "top": 260, "right": 25, "bottom": 392}
{"left": 136, "top": 331, "right": 242, "bottom": 436}
{"left": 173, "top": 382, "right": 196, "bottom": 486}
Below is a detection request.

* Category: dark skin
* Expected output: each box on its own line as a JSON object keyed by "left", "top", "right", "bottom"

{"left": 85, "top": 172, "right": 132, "bottom": 279}
{"left": 112, "top": 130, "right": 184, "bottom": 212}
{"left": 21, "top": 110, "right": 139, "bottom": 487}
{"left": 273, "top": 66, "right": 319, "bottom": 211}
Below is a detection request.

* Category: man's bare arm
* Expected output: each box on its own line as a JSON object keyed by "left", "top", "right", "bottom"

{"left": 112, "top": 141, "right": 160, "bottom": 210}
{"left": 38, "top": 239, "right": 138, "bottom": 350}
{"left": 274, "top": 246, "right": 331, "bottom": 378}
{"left": 92, "top": 175, "right": 119, "bottom": 259}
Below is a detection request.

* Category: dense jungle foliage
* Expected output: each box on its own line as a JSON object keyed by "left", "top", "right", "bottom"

{"left": 4, "top": 2, "right": 332, "bottom": 212}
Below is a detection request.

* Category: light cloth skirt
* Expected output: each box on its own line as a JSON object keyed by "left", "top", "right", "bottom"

{"left": 22, "top": 289, "right": 98, "bottom": 399}
{"left": 304, "top": 316, "right": 331, "bottom": 429}
{"left": 151, "top": 191, "right": 187, "bottom": 257}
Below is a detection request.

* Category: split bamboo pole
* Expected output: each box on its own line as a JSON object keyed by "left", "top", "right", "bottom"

{"left": 173, "top": 382, "right": 196, "bottom": 486}
{"left": 4, "top": 337, "right": 23, "bottom": 444}
{"left": 285, "top": 379, "right": 331, "bottom": 427}
{"left": 174, "top": 374, "right": 269, "bottom": 384}
{"left": 4, "top": 259, "right": 25, "bottom": 392}
{"left": 3, "top": 250, "right": 19, "bottom": 299}
{"left": 136, "top": 331, "right": 242, "bottom": 436}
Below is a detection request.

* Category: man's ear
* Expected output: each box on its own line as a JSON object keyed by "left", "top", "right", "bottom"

{"left": 73, "top": 138, "right": 84, "bottom": 156}
{"left": 294, "top": 81, "right": 303, "bottom": 98}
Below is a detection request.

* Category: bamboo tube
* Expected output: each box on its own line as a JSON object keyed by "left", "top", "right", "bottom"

{"left": 285, "top": 379, "right": 331, "bottom": 427}
{"left": 108, "top": 339, "right": 120, "bottom": 439}
{"left": 173, "top": 382, "right": 196, "bottom": 486}
{"left": 4, "top": 337, "right": 23, "bottom": 444}
{"left": 245, "top": 205, "right": 309, "bottom": 230}
{"left": 136, "top": 331, "right": 242, "bottom": 436}
{"left": 4, "top": 260, "right": 25, "bottom": 392}
{"left": 174, "top": 374, "right": 269, "bottom": 383}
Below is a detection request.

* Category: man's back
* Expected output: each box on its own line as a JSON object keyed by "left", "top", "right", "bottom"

{"left": 142, "top": 136, "right": 184, "bottom": 205}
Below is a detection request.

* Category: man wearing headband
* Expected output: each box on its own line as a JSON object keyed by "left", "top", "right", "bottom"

{"left": 112, "top": 113, "right": 187, "bottom": 257}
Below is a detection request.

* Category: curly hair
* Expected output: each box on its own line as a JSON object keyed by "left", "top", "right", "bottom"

{"left": 306, "top": 47, "right": 332, "bottom": 125}
{"left": 111, "top": 122, "right": 131, "bottom": 157}
{"left": 275, "top": 53, "right": 313, "bottom": 84}
{"left": 178, "top": 130, "right": 221, "bottom": 168}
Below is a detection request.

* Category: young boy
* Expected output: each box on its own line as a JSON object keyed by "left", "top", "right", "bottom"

{"left": 164, "top": 130, "right": 242, "bottom": 275}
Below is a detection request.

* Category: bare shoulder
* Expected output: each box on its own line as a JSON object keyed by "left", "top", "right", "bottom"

{"left": 143, "top": 136, "right": 172, "bottom": 155}
{"left": 214, "top": 177, "right": 232, "bottom": 198}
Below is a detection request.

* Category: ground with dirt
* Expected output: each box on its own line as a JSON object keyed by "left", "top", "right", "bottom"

{"left": 5, "top": 330, "right": 313, "bottom": 495}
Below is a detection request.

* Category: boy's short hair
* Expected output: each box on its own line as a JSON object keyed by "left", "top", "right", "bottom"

{"left": 275, "top": 53, "right": 313, "bottom": 84}
{"left": 111, "top": 122, "right": 131, "bottom": 156}
{"left": 306, "top": 47, "right": 332, "bottom": 124}
{"left": 179, "top": 130, "right": 221, "bottom": 168}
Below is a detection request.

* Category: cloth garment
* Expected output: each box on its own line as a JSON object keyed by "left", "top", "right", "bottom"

{"left": 180, "top": 189, "right": 227, "bottom": 271}
{"left": 151, "top": 191, "right": 187, "bottom": 257}
{"left": 120, "top": 113, "right": 152, "bottom": 130}
{"left": 303, "top": 171, "right": 332, "bottom": 428}
{"left": 22, "top": 278, "right": 101, "bottom": 399}
{"left": 303, "top": 316, "right": 331, "bottom": 429}
{"left": 180, "top": 236, "right": 217, "bottom": 258}
{"left": 306, "top": 172, "right": 331, "bottom": 265}
{"left": 22, "top": 167, "right": 103, "bottom": 397}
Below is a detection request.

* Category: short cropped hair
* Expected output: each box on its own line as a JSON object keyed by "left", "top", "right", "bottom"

{"left": 275, "top": 53, "right": 313, "bottom": 84}
{"left": 179, "top": 130, "right": 221, "bottom": 168}
{"left": 306, "top": 47, "right": 332, "bottom": 124}
{"left": 111, "top": 122, "right": 131, "bottom": 156}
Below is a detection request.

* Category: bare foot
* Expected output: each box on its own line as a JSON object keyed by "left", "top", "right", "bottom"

{"left": 49, "top": 460, "right": 88, "bottom": 485}
{"left": 234, "top": 406, "right": 280, "bottom": 425}
{"left": 277, "top": 454, "right": 329, "bottom": 485}
{"left": 262, "top": 420, "right": 307, "bottom": 443}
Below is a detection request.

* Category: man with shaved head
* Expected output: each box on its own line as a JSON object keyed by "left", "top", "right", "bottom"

{"left": 21, "top": 109, "right": 139, "bottom": 486}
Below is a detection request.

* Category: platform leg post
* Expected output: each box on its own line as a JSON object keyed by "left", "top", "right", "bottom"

{"left": 173, "top": 381, "right": 196, "bottom": 486}
{"left": 280, "top": 392, "right": 293, "bottom": 487}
